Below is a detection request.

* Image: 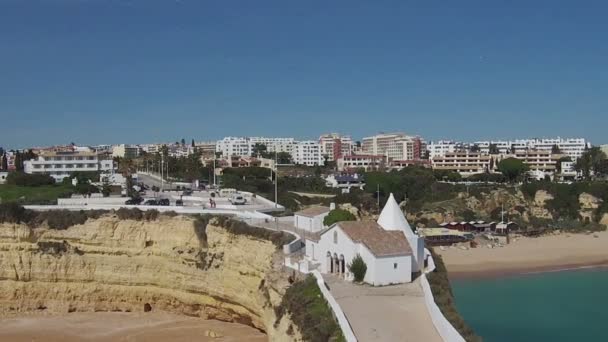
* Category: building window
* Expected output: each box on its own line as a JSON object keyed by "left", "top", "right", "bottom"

{"left": 333, "top": 231, "right": 338, "bottom": 244}
{"left": 393, "top": 263, "right": 398, "bottom": 269}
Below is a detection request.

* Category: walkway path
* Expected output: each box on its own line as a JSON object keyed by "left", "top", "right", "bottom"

{"left": 324, "top": 275, "right": 442, "bottom": 342}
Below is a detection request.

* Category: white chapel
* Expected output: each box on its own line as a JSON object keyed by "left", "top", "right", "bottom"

{"left": 304, "top": 193, "right": 425, "bottom": 286}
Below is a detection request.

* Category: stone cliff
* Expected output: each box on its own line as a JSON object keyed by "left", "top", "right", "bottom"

{"left": 0, "top": 215, "right": 300, "bottom": 340}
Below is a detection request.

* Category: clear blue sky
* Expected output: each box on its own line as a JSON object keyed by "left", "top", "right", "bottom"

{"left": 1, "top": 0, "right": 606, "bottom": 148}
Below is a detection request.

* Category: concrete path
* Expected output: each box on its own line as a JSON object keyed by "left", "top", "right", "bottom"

{"left": 324, "top": 275, "right": 442, "bottom": 342}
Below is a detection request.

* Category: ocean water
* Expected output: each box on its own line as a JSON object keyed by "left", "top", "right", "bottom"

{"left": 451, "top": 268, "right": 608, "bottom": 342}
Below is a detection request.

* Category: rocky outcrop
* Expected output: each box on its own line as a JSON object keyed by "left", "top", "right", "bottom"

{"left": 578, "top": 193, "right": 603, "bottom": 224}
{"left": 0, "top": 215, "right": 300, "bottom": 341}
{"left": 531, "top": 190, "right": 554, "bottom": 219}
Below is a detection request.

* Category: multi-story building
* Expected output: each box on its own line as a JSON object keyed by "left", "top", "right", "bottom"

{"left": 600, "top": 144, "right": 608, "bottom": 157}
{"left": 361, "top": 133, "right": 426, "bottom": 161}
{"left": 474, "top": 138, "right": 590, "bottom": 160}
{"left": 24, "top": 148, "right": 114, "bottom": 182}
{"left": 427, "top": 141, "right": 461, "bottom": 159}
{"left": 112, "top": 144, "right": 140, "bottom": 159}
{"left": 215, "top": 137, "right": 295, "bottom": 157}
{"left": 509, "top": 150, "right": 564, "bottom": 174}
{"left": 250, "top": 137, "right": 295, "bottom": 154}
{"left": 140, "top": 144, "right": 161, "bottom": 154}
{"left": 431, "top": 152, "right": 493, "bottom": 175}
{"left": 194, "top": 141, "right": 217, "bottom": 157}
{"left": 216, "top": 137, "right": 252, "bottom": 157}
{"left": 337, "top": 154, "right": 388, "bottom": 172}
{"left": 291, "top": 141, "right": 323, "bottom": 166}
{"left": 318, "top": 133, "right": 354, "bottom": 162}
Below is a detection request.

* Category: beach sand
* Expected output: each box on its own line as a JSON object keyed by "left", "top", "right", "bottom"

{"left": 0, "top": 311, "right": 267, "bottom": 342}
{"left": 436, "top": 231, "right": 608, "bottom": 279}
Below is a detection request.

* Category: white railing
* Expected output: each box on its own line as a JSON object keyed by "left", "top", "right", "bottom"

{"left": 421, "top": 249, "right": 466, "bottom": 342}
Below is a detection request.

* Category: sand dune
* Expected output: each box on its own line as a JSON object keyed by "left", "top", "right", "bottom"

{"left": 436, "top": 231, "right": 608, "bottom": 278}
{"left": 0, "top": 312, "right": 267, "bottom": 342}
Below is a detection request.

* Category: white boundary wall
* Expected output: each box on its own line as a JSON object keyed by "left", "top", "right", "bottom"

{"left": 311, "top": 271, "right": 357, "bottom": 342}
{"left": 422, "top": 249, "right": 466, "bottom": 342}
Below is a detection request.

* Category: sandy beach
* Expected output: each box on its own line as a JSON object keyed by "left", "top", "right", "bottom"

{"left": 436, "top": 231, "right": 608, "bottom": 279}
{"left": 0, "top": 312, "right": 267, "bottom": 342}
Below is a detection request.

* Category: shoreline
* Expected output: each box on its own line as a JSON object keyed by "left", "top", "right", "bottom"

{"left": 436, "top": 231, "right": 608, "bottom": 281}
{"left": 448, "top": 260, "right": 608, "bottom": 281}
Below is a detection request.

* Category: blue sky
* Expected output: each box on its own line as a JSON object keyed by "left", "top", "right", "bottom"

{"left": 1, "top": 0, "right": 606, "bottom": 148}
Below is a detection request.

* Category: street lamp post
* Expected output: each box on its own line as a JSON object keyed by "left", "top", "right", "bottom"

{"left": 274, "top": 151, "right": 278, "bottom": 208}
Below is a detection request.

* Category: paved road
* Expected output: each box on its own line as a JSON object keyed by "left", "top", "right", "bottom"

{"left": 137, "top": 173, "right": 179, "bottom": 190}
{"left": 325, "top": 275, "right": 442, "bottom": 342}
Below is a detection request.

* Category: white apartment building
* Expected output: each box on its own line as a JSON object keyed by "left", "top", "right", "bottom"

{"left": 474, "top": 138, "right": 590, "bottom": 160}
{"left": 250, "top": 137, "right": 295, "bottom": 154}
{"left": 112, "top": 144, "right": 140, "bottom": 159}
{"left": 318, "top": 133, "right": 354, "bottom": 162}
{"left": 215, "top": 137, "right": 295, "bottom": 157}
{"left": 291, "top": 141, "right": 323, "bottom": 166}
{"left": 140, "top": 144, "right": 161, "bottom": 154}
{"left": 362, "top": 133, "right": 425, "bottom": 161}
{"left": 24, "top": 148, "right": 114, "bottom": 182}
{"left": 427, "top": 141, "right": 459, "bottom": 159}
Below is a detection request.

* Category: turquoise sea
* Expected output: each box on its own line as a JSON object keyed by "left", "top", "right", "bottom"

{"left": 451, "top": 268, "right": 608, "bottom": 342}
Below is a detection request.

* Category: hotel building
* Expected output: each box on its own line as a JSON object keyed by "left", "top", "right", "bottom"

{"left": 24, "top": 148, "right": 114, "bottom": 182}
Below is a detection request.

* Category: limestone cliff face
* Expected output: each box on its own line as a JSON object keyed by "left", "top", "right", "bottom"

{"left": 0, "top": 215, "right": 300, "bottom": 340}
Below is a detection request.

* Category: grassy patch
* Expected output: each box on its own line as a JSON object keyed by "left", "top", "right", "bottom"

{"left": 427, "top": 248, "right": 481, "bottom": 342}
{"left": 0, "top": 184, "right": 74, "bottom": 204}
{"left": 275, "top": 275, "right": 345, "bottom": 341}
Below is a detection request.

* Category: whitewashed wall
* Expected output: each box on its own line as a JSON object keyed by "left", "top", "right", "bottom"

{"left": 421, "top": 249, "right": 466, "bottom": 342}
{"left": 374, "top": 255, "right": 412, "bottom": 285}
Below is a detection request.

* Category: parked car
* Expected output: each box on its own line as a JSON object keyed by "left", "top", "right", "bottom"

{"left": 143, "top": 199, "right": 158, "bottom": 206}
{"left": 125, "top": 197, "right": 143, "bottom": 205}
{"left": 175, "top": 199, "right": 184, "bottom": 206}
{"left": 229, "top": 194, "right": 247, "bottom": 205}
{"left": 158, "top": 198, "right": 170, "bottom": 206}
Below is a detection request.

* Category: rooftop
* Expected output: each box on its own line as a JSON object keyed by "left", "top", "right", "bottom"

{"left": 295, "top": 205, "right": 331, "bottom": 218}
{"left": 336, "top": 220, "right": 412, "bottom": 257}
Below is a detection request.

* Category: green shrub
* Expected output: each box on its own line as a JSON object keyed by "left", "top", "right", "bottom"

{"left": 115, "top": 207, "right": 144, "bottom": 221}
{"left": 0, "top": 202, "right": 30, "bottom": 223}
{"left": 347, "top": 254, "right": 367, "bottom": 282}
{"left": 6, "top": 172, "right": 55, "bottom": 186}
{"left": 323, "top": 209, "right": 356, "bottom": 226}
{"left": 274, "top": 275, "right": 344, "bottom": 342}
{"left": 143, "top": 209, "right": 159, "bottom": 221}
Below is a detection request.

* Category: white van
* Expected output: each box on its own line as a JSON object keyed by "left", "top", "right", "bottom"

{"left": 229, "top": 194, "right": 247, "bottom": 205}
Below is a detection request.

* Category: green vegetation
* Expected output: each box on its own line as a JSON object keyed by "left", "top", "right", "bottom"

{"left": 365, "top": 166, "right": 465, "bottom": 212}
{"left": 275, "top": 275, "right": 345, "bottom": 342}
{"left": 6, "top": 172, "right": 54, "bottom": 186}
{"left": 427, "top": 249, "right": 481, "bottom": 342}
{"left": 575, "top": 147, "right": 607, "bottom": 179}
{"left": 497, "top": 158, "right": 529, "bottom": 183}
{"left": 521, "top": 181, "right": 608, "bottom": 222}
{"left": 0, "top": 204, "right": 178, "bottom": 230}
{"left": 323, "top": 209, "right": 356, "bottom": 226}
{"left": 0, "top": 183, "right": 74, "bottom": 204}
{"left": 347, "top": 254, "right": 367, "bottom": 282}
